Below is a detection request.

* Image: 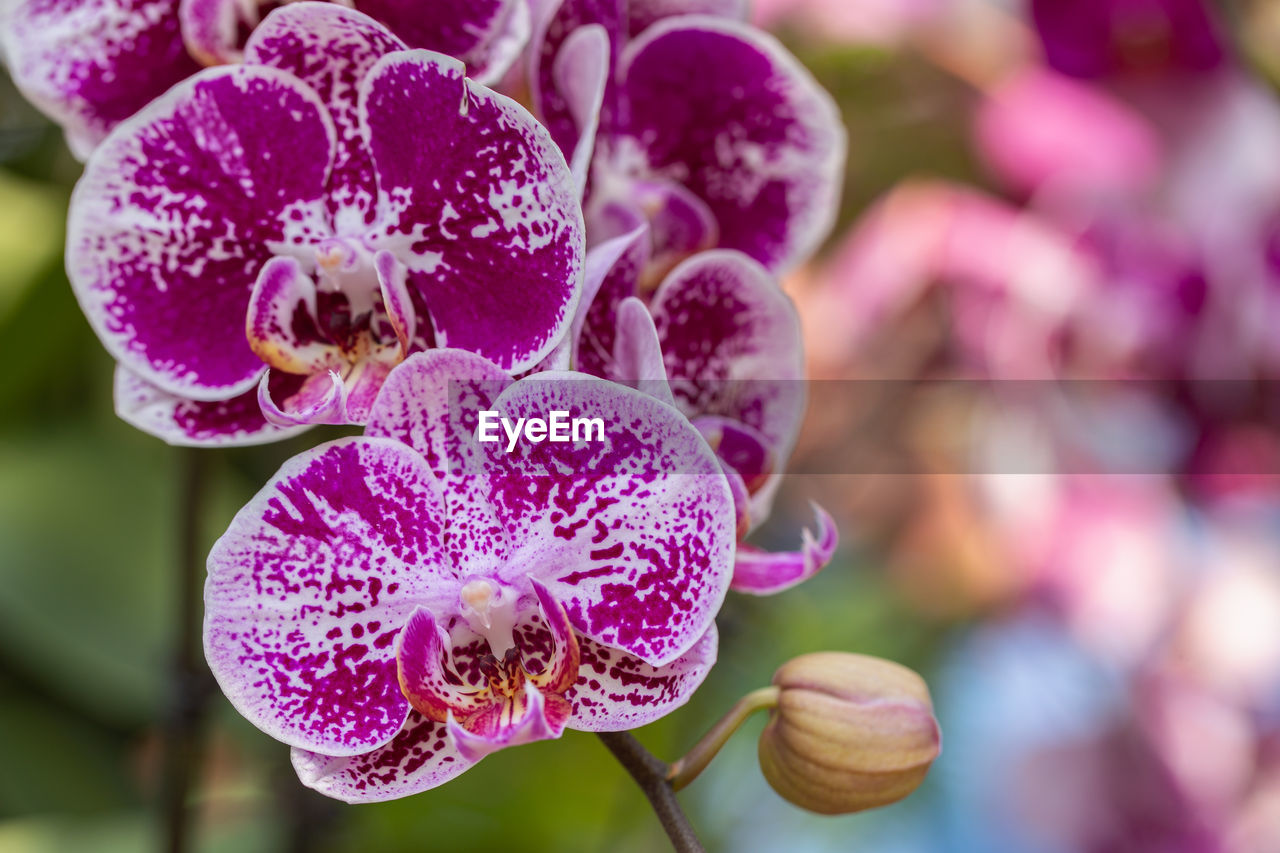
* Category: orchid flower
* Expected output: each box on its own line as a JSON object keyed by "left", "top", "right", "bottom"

{"left": 551, "top": 231, "right": 836, "bottom": 594}
{"left": 204, "top": 348, "right": 736, "bottom": 801}
{"left": 1, "top": 0, "right": 530, "bottom": 157}
{"left": 67, "top": 4, "right": 583, "bottom": 445}
{"left": 530, "top": 0, "right": 845, "bottom": 276}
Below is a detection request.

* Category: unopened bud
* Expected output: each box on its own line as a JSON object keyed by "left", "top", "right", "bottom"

{"left": 758, "top": 652, "right": 941, "bottom": 815}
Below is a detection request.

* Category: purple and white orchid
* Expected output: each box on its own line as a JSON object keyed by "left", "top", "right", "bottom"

{"left": 530, "top": 0, "right": 845, "bottom": 277}
{"left": 1, "top": 0, "right": 530, "bottom": 157}
{"left": 204, "top": 348, "right": 736, "bottom": 801}
{"left": 66, "top": 4, "right": 584, "bottom": 445}
{"left": 557, "top": 230, "right": 836, "bottom": 594}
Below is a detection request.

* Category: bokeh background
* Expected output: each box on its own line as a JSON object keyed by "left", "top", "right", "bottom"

{"left": 3, "top": 0, "right": 1280, "bottom": 850}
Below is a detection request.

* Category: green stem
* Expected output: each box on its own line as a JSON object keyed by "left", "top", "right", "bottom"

{"left": 161, "top": 448, "right": 214, "bottom": 853}
{"left": 597, "top": 731, "right": 703, "bottom": 853}
{"left": 667, "top": 687, "right": 780, "bottom": 792}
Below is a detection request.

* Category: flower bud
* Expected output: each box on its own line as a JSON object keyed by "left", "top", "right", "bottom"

{"left": 758, "top": 652, "right": 941, "bottom": 815}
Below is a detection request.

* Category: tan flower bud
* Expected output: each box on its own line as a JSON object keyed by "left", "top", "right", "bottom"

{"left": 758, "top": 652, "right": 941, "bottom": 815}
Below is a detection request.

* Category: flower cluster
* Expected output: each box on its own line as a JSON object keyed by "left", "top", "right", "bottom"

{"left": 3, "top": 0, "right": 849, "bottom": 803}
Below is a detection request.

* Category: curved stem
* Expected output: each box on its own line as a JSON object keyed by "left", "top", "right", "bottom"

{"left": 597, "top": 731, "right": 704, "bottom": 853}
{"left": 667, "top": 687, "right": 779, "bottom": 792}
{"left": 161, "top": 448, "right": 214, "bottom": 853}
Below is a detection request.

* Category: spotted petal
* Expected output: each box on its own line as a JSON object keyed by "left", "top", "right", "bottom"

{"left": 3, "top": 0, "right": 201, "bottom": 158}
{"left": 553, "top": 23, "right": 610, "bottom": 197}
{"left": 355, "top": 0, "right": 530, "bottom": 84}
{"left": 568, "top": 624, "right": 717, "bottom": 730}
{"left": 244, "top": 4, "right": 407, "bottom": 231}
{"left": 67, "top": 64, "right": 336, "bottom": 401}
{"left": 292, "top": 712, "right": 472, "bottom": 804}
{"left": 731, "top": 504, "right": 839, "bottom": 595}
{"left": 626, "top": 0, "right": 747, "bottom": 34}
{"left": 611, "top": 296, "right": 676, "bottom": 406}
{"left": 531, "top": 0, "right": 625, "bottom": 157}
{"left": 531, "top": 0, "right": 747, "bottom": 155}
{"left": 574, "top": 225, "right": 649, "bottom": 375}
{"left": 649, "top": 250, "right": 805, "bottom": 458}
{"left": 360, "top": 51, "right": 584, "bottom": 372}
{"left": 477, "top": 373, "right": 736, "bottom": 666}
{"left": 205, "top": 437, "right": 455, "bottom": 756}
{"left": 114, "top": 365, "right": 307, "bottom": 446}
{"left": 365, "top": 350, "right": 515, "bottom": 577}
{"left": 619, "top": 17, "right": 845, "bottom": 272}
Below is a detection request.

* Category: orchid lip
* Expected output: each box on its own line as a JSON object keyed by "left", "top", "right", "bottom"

{"left": 397, "top": 580, "right": 583, "bottom": 754}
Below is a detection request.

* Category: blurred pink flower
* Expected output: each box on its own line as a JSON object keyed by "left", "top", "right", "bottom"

{"left": 1030, "top": 0, "right": 1227, "bottom": 79}
{"left": 985, "top": 474, "right": 1185, "bottom": 666}
{"left": 808, "top": 180, "right": 1098, "bottom": 378}
{"left": 750, "top": 0, "right": 945, "bottom": 45}
{"left": 975, "top": 66, "right": 1164, "bottom": 199}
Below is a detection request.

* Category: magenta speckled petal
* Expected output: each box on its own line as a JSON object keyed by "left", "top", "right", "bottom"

{"left": 568, "top": 624, "right": 717, "bottom": 730}
{"left": 360, "top": 51, "right": 584, "bottom": 372}
{"left": 245, "top": 5, "right": 406, "bottom": 231}
{"left": 205, "top": 437, "right": 456, "bottom": 756}
{"left": 693, "top": 414, "right": 774, "bottom": 500}
{"left": 365, "top": 351, "right": 515, "bottom": 577}
{"left": 113, "top": 364, "right": 309, "bottom": 446}
{"left": 357, "top": 0, "right": 529, "bottom": 84}
{"left": 610, "top": 297, "right": 675, "bottom": 405}
{"left": 731, "top": 504, "right": 839, "bottom": 595}
{"left": 531, "top": 0, "right": 746, "bottom": 157}
{"left": 620, "top": 17, "right": 844, "bottom": 272}
{"left": 365, "top": 350, "right": 513, "bottom": 482}
{"left": 526, "top": 220, "right": 636, "bottom": 375}
{"left": 532, "top": 0, "right": 624, "bottom": 158}
{"left": 575, "top": 226, "right": 648, "bottom": 376}
{"left": 292, "top": 712, "right": 472, "bottom": 803}
{"left": 67, "top": 64, "right": 336, "bottom": 401}
{"left": 3, "top": 0, "right": 200, "bottom": 158}
{"left": 632, "top": 181, "right": 719, "bottom": 277}
{"left": 554, "top": 23, "right": 610, "bottom": 197}
{"left": 626, "top": 0, "right": 747, "bottom": 34}
{"left": 178, "top": 0, "right": 247, "bottom": 64}
{"left": 478, "top": 374, "right": 735, "bottom": 666}
{"left": 649, "top": 250, "right": 805, "bottom": 458}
